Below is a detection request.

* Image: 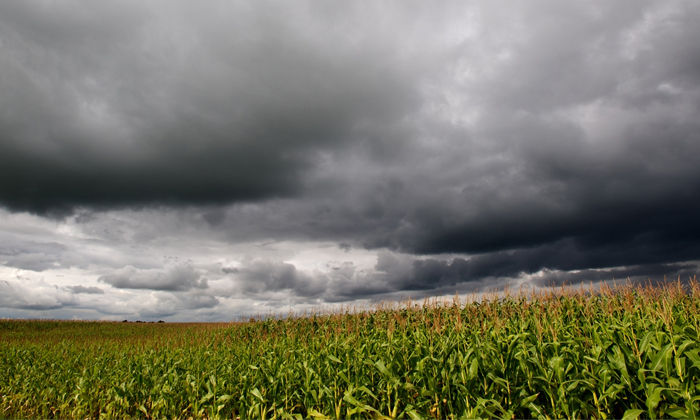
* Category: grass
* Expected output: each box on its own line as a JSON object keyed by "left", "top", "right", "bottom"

{"left": 1, "top": 280, "right": 700, "bottom": 419}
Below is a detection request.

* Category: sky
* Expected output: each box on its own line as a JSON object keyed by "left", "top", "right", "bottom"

{"left": 1, "top": 0, "right": 699, "bottom": 321}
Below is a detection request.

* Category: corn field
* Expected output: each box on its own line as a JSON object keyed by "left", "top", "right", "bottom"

{"left": 2, "top": 280, "right": 700, "bottom": 419}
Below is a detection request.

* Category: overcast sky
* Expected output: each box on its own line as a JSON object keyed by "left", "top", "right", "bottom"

{"left": 1, "top": 0, "right": 699, "bottom": 321}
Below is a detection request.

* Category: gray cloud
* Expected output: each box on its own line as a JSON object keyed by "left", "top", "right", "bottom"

{"left": 0, "top": 0, "right": 420, "bottom": 215}
{"left": 66, "top": 285, "right": 104, "bottom": 294}
{"left": 98, "top": 263, "right": 208, "bottom": 291}
{"left": 0, "top": 240, "right": 67, "bottom": 271}
{"left": 1, "top": 1, "right": 699, "bottom": 318}
{"left": 137, "top": 292, "right": 220, "bottom": 318}
{"left": 91, "top": 290, "right": 221, "bottom": 320}
{"left": 320, "top": 247, "right": 700, "bottom": 300}
{"left": 0, "top": 279, "right": 77, "bottom": 310}
{"left": 529, "top": 263, "right": 699, "bottom": 288}
{"left": 232, "top": 259, "right": 328, "bottom": 298}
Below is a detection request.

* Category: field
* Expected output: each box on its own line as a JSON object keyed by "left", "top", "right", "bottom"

{"left": 2, "top": 281, "right": 700, "bottom": 419}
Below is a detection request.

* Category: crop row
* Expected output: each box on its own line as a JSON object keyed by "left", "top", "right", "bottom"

{"left": 1, "top": 281, "right": 700, "bottom": 419}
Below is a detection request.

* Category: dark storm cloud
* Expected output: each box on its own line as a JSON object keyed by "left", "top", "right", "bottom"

{"left": 369, "top": 244, "right": 700, "bottom": 295}
{"left": 286, "top": 1, "right": 700, "bottom": 276}
{"left": 365, "top": 2, "right": 700, "bottom": 259}
{"left": 232, "top": 259, "right": 327, "bottom": 298}
{"left": 473, "top": 238, "right": 700, "bottom": 279}
{"left": 1, "top": 0, "right": 700, "bottom": 308}
{"left": 380, "top": 130, "right": 700, "bottom": 260}
{"left": 197, "top": 3, "right": 700, "bottom": 275}
{"left": 0, "top": 1, "right": 419, "bottom": 214}
{"left": 98, "top": 264, "right": 208, "bottom": 291}
{"left": 324, "top": 250, "right": 699, "bottom": 301}
{"left": 529, "top": 263, "right": 699, "bottom": 288}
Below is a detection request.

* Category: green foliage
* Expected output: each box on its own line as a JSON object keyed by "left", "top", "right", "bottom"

{"left": 2, "top": 280, "right": 700, "bottom": 419}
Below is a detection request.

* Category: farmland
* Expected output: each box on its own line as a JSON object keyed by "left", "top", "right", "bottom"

{"left": 2, "top": 281, "right": 700, "bottom": 419}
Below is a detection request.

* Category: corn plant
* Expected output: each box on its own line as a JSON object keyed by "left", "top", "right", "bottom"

{"left": 1, "top": 279, "right": 700, "bottom": 419}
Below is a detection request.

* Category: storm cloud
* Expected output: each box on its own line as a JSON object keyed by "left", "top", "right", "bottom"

{"left": 0, "top": 1, "right": 419, "bottom": 214}
{"left": 1, "top": 0, "right": 699, "bottom": 320}
{"left": 231, "top": 259, "right": 328, "bottom": 298}
{"left": 98, "top": 264, "right": 209, "bottom": 291}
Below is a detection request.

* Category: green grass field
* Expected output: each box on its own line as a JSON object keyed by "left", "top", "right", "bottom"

{"left": 2, "top": 281, "right": 700, "bottom": 419}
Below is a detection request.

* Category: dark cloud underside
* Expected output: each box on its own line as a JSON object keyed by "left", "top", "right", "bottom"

{"left": 0, "top": 1, "right": 417, "bottom": 213}
{"left": 98, "top": 264, "right": 208, "bottom": 291}
{"left": 0, "top": 0, "right": 699, "bottom": 311}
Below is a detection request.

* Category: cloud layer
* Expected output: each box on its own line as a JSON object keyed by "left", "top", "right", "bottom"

{"left": 1, "top": 0, "right": 699, "bottom": 320}
{"left": 98, "top": 264, "right": 209, "bottom": 291}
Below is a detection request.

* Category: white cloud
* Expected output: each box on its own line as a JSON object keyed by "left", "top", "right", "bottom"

{"left": 0, "top": 278, "right": 76, "bottom": 310}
